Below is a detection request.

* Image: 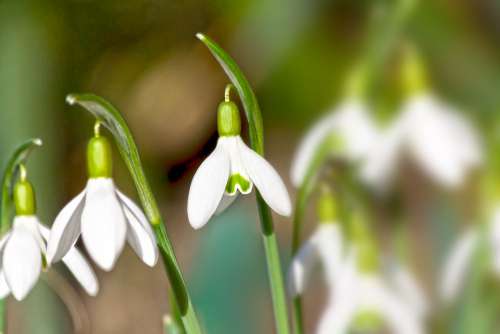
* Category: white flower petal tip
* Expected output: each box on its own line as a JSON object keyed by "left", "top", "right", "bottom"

{"left": 117, "top": 191, "right": 159, "bottom": 267}
{"left": 47, "top": 191, "right": 86, "bottom": 264}
{"left": 237, "top": 138, "right": 291, "bottom": 217}
{"left": 187, "top": 140, "right": 230, "bottom": 229}
{"left": 81, "top": 178, "right": 127, "bottom": 271}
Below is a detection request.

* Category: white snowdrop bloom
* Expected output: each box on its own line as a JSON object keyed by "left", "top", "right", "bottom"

{"left": 288, "top": 223, "right": 343, "bottom": 296}
{"left": 47, "top": 134, "right": 158, "bottom": 271}
{"left": 187, "top": 96, "right": 291, "bottom": 229}
{"left": 317, "top": 251, "right": 425, "bottom": 334}
{"left": 290, "top": 99, "right": 379, "bottom": 187}
{"left": 390, "top": 264, "right": 429, "bottom": 319}
{"left": 0, "top": 177, "right": 98, "bottom": 301}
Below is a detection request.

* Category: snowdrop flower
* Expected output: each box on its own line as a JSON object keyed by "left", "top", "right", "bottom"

{"left": 317, "top": 222, "right": 425, "bottom": 334}
{"left": 362, "top": 48, "right": 481, "bottom": 190}
{"left": 389, "top": 264, "right": 429, "bottom": 320}
{"left": 290, "top": 99, "right": 379, "bottom": 187}
{"left": 0, "top": 169, "right": 98, "bottom": 300}
{"left": 187, "top": 89, "right": 291, "bottom": 229}
{"left": 47, "top": 126, "right": 158, "bottom": 271}
{"left": 439, "top": 203, "right": 500, "bottom": 302}
{"left": 288, "top": 188, "right": 343, "bottom": 296}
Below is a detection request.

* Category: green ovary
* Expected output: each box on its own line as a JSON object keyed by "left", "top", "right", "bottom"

{"left": 226, "top": 174, "right": 251, "bottom": 195}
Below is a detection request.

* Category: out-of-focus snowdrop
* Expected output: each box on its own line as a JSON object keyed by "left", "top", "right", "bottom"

{"left": 187, "top": 88, "right": 291, "bottom": 229}
{"left": 290, "top": 70, "right": 380, "bottom": 187}
{"left": 389, "top": 263, "right": 429, "bottom": 320}
{"left": 317, "top": 217, "right": 425, "bottom": 334}
{"left": 0, "top": 166, "right": 98, "bottom": 300}
{"left": 288, "top": 188, "right": 344, "bottom": 296}
{"left": 361, "top": 47, "right": 482, "bottom": 190}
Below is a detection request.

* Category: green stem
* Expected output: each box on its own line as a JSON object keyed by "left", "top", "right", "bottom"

{"left": 66, "top": 94, "right": 202, "bottom": 334}
{"left": 197, "top": 33, "right": 291, "bottom": 334}
{"left": 0, "top": 138, "right": 43, "bottom": 334}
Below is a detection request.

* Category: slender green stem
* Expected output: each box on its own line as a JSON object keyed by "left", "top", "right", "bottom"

{"left": 197, "top": 33, "right": 291, "bottom": 334}
{"left": 66, "top": 94, "right": 202, "bottom": 334}
{"left": 0, "top": 138, "right": 43, "bottom": 334}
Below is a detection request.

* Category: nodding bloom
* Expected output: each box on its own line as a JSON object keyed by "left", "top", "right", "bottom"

{"left": 0, "top": 168, "right": 98, "bottom": 300}
{"left": 47, "top": 125, "right": 158, "bottom": 271}
{"left": 288, "top": 189, "right": 343, "bottom": 296}
{"left": 362, "top": 48, "right": 481, "bottom": 190}
{"left": 440, "top": 202, "right": 500, "bottom": 302}
{"left": 187, "top": 87, "right": 291, "bottom": 229}
{"left": 290, "top": 99, "right": 379, "bottom": 188}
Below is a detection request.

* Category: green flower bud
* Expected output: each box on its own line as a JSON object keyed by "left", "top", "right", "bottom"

{"left": 217, "top": 101, "right": 241, "bottom": 137}
{"left": 14, "top": 179, "right": 36, "bottom": 216}
{"left": 317, "top": 187, "right": 337, "bottom": 224}
{"left": 87, "top": 135, "right": 113, "bottom": 178}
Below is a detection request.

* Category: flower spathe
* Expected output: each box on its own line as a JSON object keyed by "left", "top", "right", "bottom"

{"left": 290, "top": 99, "right": 379, "bottom": 187}
{"left": 187, "top": 97, "right": 291, "bottom": 229}
{"left": 47, "top": 134, "right": 158, "bottom": 271}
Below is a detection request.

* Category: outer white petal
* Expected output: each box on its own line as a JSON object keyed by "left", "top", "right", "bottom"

{"left": 315, "top": 224, "right": 343, "bottom": 285}
{"left": 391, "top": 266, "right": 428, "bottom": 318}
{"left": 3, "top": 222, "right": 42, "bottom": 300}
{"left": 215, "top": 193, "right": 238, "bottom": 215}
{"left": 39, "top": 224, "right": 99, "bottom": 296}
{"left": 81, "top": 178, "right": 127, "bottom": 271}
{"left": 116, "top": 191, "right": 158, "bottom": 267}
{"left": 47, "top": 190, "right": 86, "bottom": 263}
{"left": 290, "top": 111, "right": 338, "bottom": 187}
{"left": 0, "top": 272, "right": 10, "bottom": 298}
{"left": 187, "top": 139, "right": 230, "bottom": 229}
{"left": 439, "top": 228, "right": 478, "bottom": 302}
{"left": 287, "top": 234, "right": 320, "bottom": 296}
{"left": 238, "top": 137, "right": 292, "bottom": 216}
{"left": 316, "top": 302, "right": 353, "bottom": 334}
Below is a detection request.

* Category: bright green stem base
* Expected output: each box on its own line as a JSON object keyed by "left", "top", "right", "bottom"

{"left": 257, "top": 193, "right": 291, "bottom": 334}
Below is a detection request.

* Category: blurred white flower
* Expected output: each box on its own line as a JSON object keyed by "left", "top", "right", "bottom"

{"left": 287, "top": 223, "right": 344, "bottom": 296}
{"left": 187, "top": 98, "right": 291, "bottom": 229}
{"left": 290, "top": 99, "right": 380, "bottom": 187}
{"left": 390, "top": 264, "right": 429, "bottom": 319}
{"left": 317, "top": 252, "right": 425, "bottom": 334}
{"left": 47, "top": 178, "right": 159, "bottom": 271}
{"left": 440, "top": 206, "right": 500, "bottom": 302}
{"left": 0, "top": 216, "right": 98, "bottom": 300}
{"left": 361, "top": 93, "right": 482, "bottom": 190}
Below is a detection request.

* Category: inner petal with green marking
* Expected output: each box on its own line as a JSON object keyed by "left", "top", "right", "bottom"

{"left": 226, "top": 173, "right": 252, "bottom": 195}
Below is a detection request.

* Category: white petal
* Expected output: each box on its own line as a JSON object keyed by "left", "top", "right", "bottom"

{"left": 391, "top": 266, "right": 428, "bottom": 318}
{"left": 187, "top": 139, "right": 230, "bottom": 229}
{"left": 439, "top": 228, "right": 478, "bottom": 302}
{"left": 215, "top": 193, "right": 238, "bottom": 215}
{"left": 47, "top": 191, "right": 86, "bottom": 263}
{"left": 316, "top": 302, "right": 352, "bottom": 334}
{"left": 238, "top": 137, "right": 291, "bottom": 216}
{"left": 290, "top": 111, "right": 338, "bottom": 187}
{"left": 81, "top": 178, "right": 127, "bottom": 271}
{"left": 315, "top": 224, "right": 344, "bottom": 284}
{"left": 116, "top": 191, "right": 158, "bottom": 267}
{"left": 39, "top": 223, "right": 99, "bottom": 296}
{"left": 0, "top": 272, "right": 10, "bottom": 298}
{"left": 287, "top": 234, "right": 320, "bottom": 297}
{"left": 3, "top": 225, "right": 42, "bottom": 300}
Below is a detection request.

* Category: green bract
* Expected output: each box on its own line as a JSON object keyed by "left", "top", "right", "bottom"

{"left": 14, "top": 179, "right": 36, "bottom": 216}
{"left": 87, "top": 136, "right": 113, "bottom": 178}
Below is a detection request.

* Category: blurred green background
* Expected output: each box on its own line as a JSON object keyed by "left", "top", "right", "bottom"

{"left": 1, "top": 0, "right": 500, "bottom": 333}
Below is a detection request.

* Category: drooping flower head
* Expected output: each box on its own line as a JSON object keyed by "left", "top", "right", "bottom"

{"left": 0, "top": 165, "right": 98, "bottom": 300}
{"left": 187, "top": 86, "right": 291, "bottom": 229}
{"left": 47, "top": 123, "right": 158, "bottom": 271}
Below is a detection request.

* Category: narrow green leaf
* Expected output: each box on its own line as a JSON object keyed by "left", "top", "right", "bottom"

{"left": 197, "top": 33, "right": 291, "bottom": 334}
{"left": 66, "top": 94, "right": 202, "bottom": 334}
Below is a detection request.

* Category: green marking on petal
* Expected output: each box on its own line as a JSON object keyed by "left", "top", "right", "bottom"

{"left": 352, "top": 310, "right": 384, "bottom": 332}
{"left": 226, "top": 173, "right": 251, "bottom": 195}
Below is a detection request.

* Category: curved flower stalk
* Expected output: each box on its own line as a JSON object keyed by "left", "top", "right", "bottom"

{"left": 197, "top": 33, "right": 292, "bottom": 334}
{"left": 188, "top": 85, "right": 291, "bottom": 228}
{"left": 48, "top": 125, "right": 158, "bottom": 271}
{"left": 361, "top": 47, "right": 482, "bottom": 190}
{"left": 63, "top": 94, "right": 202, "bottom": 333}
{"left": 0, "top": 150, "right": 97, "bottom": 301}
{"left": 317, "top": 219, "right": 424, "bottom": 334}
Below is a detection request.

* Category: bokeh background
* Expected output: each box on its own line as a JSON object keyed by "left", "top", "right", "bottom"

{"left": 1, "top": 0, "right": 500, "bottom": 333}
